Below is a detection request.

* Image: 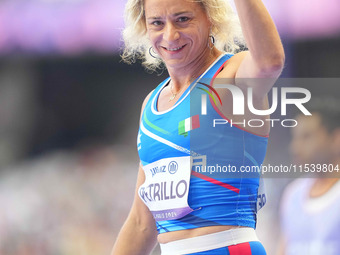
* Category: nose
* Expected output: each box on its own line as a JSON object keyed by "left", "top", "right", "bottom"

{"left": 163, "top": 22, "right": 180, "bottom": 43}
{"left": 289, "top": 137, "right": 302, "bottom": 163}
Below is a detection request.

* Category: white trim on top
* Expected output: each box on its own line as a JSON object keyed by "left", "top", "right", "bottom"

{"left": 140, "top": 122, "right": 191, "bottom": 155}
{"left": 151, "top": 53, "right": 227, "bottom": 115}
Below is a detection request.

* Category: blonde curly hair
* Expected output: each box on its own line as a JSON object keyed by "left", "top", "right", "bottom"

{"left": 121, "top": 0, "right": 244, "bottom": 71}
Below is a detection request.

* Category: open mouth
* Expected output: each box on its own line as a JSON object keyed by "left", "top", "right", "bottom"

{"left": 163, "top": 44, "right": 186, "bottom": 52}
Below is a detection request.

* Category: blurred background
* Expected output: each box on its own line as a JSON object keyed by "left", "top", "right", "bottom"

{"left": 0, "top": 0, "right": 339, "bottom": 254}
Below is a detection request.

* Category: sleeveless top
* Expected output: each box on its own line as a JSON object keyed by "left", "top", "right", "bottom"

{"left": 137, "top": 53, "right": 268, "bottom": 234}
{"left": 280, "top": 178, "right": 340, "bottom": 255}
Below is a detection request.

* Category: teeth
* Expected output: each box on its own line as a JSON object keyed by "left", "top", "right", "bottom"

{"left": 167, "top": 46, "right": 184, "bottom": 51}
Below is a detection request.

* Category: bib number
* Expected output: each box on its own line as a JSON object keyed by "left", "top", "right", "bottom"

{"left": 139, "top": 156, "right": 193, "bottom": 221}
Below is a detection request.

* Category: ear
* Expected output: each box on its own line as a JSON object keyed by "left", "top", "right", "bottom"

{"left": 331, "top": 128, "right": 340, "bottom": 159}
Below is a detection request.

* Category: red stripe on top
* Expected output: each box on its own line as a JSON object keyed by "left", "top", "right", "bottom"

{"left": 191, "top": 171, "right": 240, "bottom": 194}
{"left": 211, "top": 59, "right": 228, "bottom": 84}
{"left": 191, "top": 114, "right": 200, "bottom": 129}
{"left": 209, "top": 58, "right": 270, "bottom": 138}
{"left": 228, "top": 242, "right": 252, "bottom": 255}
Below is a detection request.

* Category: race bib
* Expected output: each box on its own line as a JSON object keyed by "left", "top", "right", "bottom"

{"left": 138, "top": 156, "right": 193, "bottom": 221}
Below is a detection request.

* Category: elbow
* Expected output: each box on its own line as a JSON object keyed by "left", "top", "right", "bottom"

{"left": 257, "top": 52, "right": 285, "bottom": 77}
{"left": 131, "top": 212, "right": 157, "bottom": 235}
{"left": 268, "top": 53, "right": 285, "bottom": 72}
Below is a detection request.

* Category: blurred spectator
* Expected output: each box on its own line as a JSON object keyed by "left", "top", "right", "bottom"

{"left": 0, "top": 146, "right": 141, "bottom": 255}
{"left": 0, "top": 60, "right": 37, "bottom": 168}
{"left": 278, "top": 102, "right": 340, "bottom": 255}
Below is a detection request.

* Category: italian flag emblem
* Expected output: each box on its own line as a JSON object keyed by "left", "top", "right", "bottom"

{"left": 178, "top": 115, "right": 200, "bottom": 136}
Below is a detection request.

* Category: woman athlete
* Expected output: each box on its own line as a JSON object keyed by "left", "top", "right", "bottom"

{"left": 112, "top": 0, "right": 284, "bottom": 254}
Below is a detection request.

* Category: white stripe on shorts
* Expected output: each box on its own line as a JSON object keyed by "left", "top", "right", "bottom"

{"left": 160, "top": 227, "right": 259, "bottom": 255}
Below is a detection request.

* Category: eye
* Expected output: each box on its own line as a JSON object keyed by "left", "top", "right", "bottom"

{"left": 151, "top": 20, "right": 163, "bottom": 26}
{"left": 177, "top": 16, "right": 190, "bottom": 23}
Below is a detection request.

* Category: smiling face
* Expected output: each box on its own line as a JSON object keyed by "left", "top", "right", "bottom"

{"left": 144, "top": 0, "right": 212, "bottom": 69}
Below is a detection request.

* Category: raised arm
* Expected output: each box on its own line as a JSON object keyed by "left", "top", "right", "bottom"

{"left": 235, "top": 0, "right": 285, "bottom": 76}
{"left": 220, "top": 0, "right": 285, "bottom": 96}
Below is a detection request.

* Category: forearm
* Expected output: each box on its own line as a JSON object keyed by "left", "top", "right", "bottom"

{"left": 111, "top": 215, "right": 158, "bottom": 255}
{"left": 234, "top": 0, "right": 284, "bottom": 69}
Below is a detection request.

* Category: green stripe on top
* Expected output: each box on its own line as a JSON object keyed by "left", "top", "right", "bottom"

{"left": 143, "top": 112, "right": 171, "bottom": 136}
{"left": 178, "top": 119, "right": 187, "bottom": 136}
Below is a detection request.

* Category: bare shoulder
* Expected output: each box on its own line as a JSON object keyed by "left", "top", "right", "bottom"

{"left": 140, "top": 89, "right": 155, "bottom": 120}
{"left": 229, "top": 51, "right": 249, "bottom": 63}
{"left": 217, "top": 51, "right": 249, "bottom": 78}
{"left": 142, "top": 90, "right": 155, "bottom": 110}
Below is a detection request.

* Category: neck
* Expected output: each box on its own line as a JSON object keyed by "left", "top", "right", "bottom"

{"left": 309, "top": 178, "right": 339, "bottom": 198}
{"left": 166, "top": 48, "right": 222, "bottom": 92}
{"left": 310, "top": 159, "right": 340, "bottom": 197}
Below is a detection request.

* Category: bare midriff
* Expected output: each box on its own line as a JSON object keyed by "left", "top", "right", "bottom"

{"left": 158, "top": 225, "right": 247, "bottom": 244}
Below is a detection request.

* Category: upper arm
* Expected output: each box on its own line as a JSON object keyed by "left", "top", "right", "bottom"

{"left": 128, "top": 89, "right": 157, "bottom": 229}
{"left": 219, "top": 51, "right": 283, "bottom": 99}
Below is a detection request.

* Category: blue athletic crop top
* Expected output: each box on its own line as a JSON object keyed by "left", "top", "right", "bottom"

{"left": 137, "top": 53, "right": 268, "bottom": 234}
